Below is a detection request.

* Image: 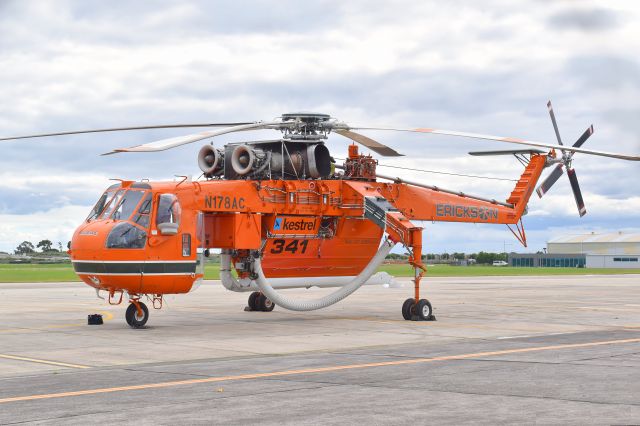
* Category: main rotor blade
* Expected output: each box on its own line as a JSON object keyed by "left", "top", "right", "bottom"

{"left": 347, "top": 126, "right": 640, "bottom": 161}
{"left": 572, "top": 124, "right": 594, "bottom": 148}
{"left": 567, "top": 168, "right": 587, "bottom": 217}
{"left": 102, "top": 121, "right": 285, "bottom": 155}
{"left": 469, "top": 149, "right": 546, "bottom": 156}
{"left": 547, "top": 100, "right": 563, "bottom": 146}
{"left": 536, "top": 163, "right": 564, "bottom": 198}
{"left": 334, "top": 129, "right": 403, "bottom": 157}
{"left": 0, "top": 123, "right": 254, "bottom": 142}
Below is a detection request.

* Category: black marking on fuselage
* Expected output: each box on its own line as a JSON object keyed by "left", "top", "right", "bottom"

{"left": 73, "top": 262, "right": 197, "bottom": 274}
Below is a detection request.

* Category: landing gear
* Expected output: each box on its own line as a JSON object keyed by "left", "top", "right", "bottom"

{"left": 402, "top": 298, "right": 414, "bottom": 320}
{"left": 125, "top": 301, "right": 149, "bottom": 328}
{"left": 402, "top": 298, "right": 435, "bottom": 321}
{"left": 257, "top": 293, "right": 275, "bottom": 312}
{"left": 415, "top": 299, "right": 433, "bottom": 321}
{"left": 403, "top": 250, "right": 436, "bottom": 321}
{"left": 246, "top": 292, "right": 275, "bottom": 312}
{"left": 248, "top": 292, "right": 260, "bottom": 311}
{"left": 401, "top": 262, "right": 435, "bottom": 321}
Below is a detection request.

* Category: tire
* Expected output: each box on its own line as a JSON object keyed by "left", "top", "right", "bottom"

{"left": 125, "top": 302, "right": 149, "bottom": 328}
{"left": 257, "top": 294, "right": 275, "bottom": 312}
{"left": 402, "top": 298, "right": 415, "bottom": 320}
{"left": 263, "top": 296, "right": 275, "bottom": 312}
{"left": 248, "top": 292, "right": 260, "bottom": 311}
{"left": 415, "top": 299, "right": 432, "bottom": 321}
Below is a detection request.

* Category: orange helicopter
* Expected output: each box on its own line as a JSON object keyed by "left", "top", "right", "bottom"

{"left": 2, "top": 104, "right": 638, "bottom": 328}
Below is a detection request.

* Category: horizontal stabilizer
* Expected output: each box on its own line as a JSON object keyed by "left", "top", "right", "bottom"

{"left": 468, "top": 149, "right": 546, "bottom": 156}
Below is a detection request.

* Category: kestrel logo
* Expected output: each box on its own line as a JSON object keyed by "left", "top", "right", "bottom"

{"left": 272, "top": 217, "right": 316, "bottom": 232}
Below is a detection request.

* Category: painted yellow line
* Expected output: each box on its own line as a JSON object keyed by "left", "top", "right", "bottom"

{"left": 0, "top": 354, "right": 90, "bottom": 370}
{"left": 1, "top": 337, "right": 639, "bottom": 404}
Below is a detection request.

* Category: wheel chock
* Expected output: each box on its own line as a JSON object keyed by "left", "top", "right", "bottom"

{"left": 88, "top": 314, "right": 103, "bottom": 325}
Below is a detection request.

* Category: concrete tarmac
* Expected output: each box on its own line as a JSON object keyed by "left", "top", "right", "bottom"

{"left": 0, "top": 274, "right": 639, "bottom": 425}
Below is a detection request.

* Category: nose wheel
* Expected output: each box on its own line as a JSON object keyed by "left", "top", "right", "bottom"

{"left": 246, "top": 292, "right": 275, "bottom": 312}
{"left": 125, "top": 301, "right": 149, "bottom": 328}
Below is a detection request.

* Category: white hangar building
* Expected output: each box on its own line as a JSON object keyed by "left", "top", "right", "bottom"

{"left": 548, "top": 232, "right": 640, "bottom": 269}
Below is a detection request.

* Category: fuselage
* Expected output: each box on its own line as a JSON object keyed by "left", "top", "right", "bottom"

{"left": 70, "top": 152, "right": 544, "bottom": 298}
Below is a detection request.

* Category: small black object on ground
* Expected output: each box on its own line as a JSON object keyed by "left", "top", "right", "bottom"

{"left": 88, "top": 314, "right": 103, "bottom": 325}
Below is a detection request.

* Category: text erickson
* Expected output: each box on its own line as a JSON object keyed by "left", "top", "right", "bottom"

{"left": 436, "top": 203, "right": 498, "bottom": 221}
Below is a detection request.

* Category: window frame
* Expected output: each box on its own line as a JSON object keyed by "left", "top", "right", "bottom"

{"left": 155, "top": 193, "right": 182, "bottom": 228}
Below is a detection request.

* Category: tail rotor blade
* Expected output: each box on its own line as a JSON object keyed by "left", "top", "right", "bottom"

{"left": 567, "top": 168, "right": 587, "bottom": 217}
{"left": 572, "top": 124, "right": 594, "bottom": 148}
{"left": 547, "top": 100, "right": 563, "bottom": 146}
{"left": 536, "top": 163, "right": 564, "bottom": 198}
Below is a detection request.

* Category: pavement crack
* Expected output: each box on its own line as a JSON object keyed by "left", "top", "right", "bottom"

{"left": 570, "top": 350, "right": 640, "bottom": 363}
{"left": 119, "top": 367, "right": 213, "bottom": 379}
{"left": 356, "top": 382, "right": 640, "bottom": 407}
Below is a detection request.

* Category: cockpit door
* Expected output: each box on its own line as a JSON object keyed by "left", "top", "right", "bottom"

{"left": 140, "top": 193, "right": 198, "bottom": 294}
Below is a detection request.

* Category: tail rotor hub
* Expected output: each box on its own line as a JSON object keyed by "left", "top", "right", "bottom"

{"left": 535, "top": 101, "right": 594, "bottom": 217}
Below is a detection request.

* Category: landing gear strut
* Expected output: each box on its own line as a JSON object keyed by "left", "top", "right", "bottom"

{"left": 125, "top": 300, "right": 149, "bottom": 328}
{"left": 401, "top": 267, "right": 436, "bottom": 321}
{"left": 402, "top": 239, "right": 435, "bottom": 321}
{"left": 246, "top": 291, "right": 275, "bottom": 312}
{"left": 383, "top": 213, "right": 436, "bottom": 321}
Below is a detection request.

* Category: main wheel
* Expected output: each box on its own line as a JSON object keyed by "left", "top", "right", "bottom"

{"left": 248, "top": 292, "right": 260, "bottom": 311}
{"left": 257, "top": 294, "right": 275, "bottom": 312}
{"left": 415, "top": 299, "right": 433, "bottom": 321}
{"left": 125, "top": 302, "right": 149, "bottom": 328}
{"left": 402, "top": 298, "right": 415, "bottom": 320}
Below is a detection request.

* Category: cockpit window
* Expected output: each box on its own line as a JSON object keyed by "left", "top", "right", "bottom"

{"left": 133, "top": 193, "right": 152, "bottom": 228}
{"left": 99, "top": 190, "right": 125, "bottom": 220}
{"left": 106, "top": 222, "right": 147, "bottom": 249}
{"left": 111, "top": 190, "right": 145, "bottom": 221}
{"left": 156, "top": 193, "right": 181, "bottom": 226}
{"left": 86, "top": 189, "right": 116, "bottom": 222}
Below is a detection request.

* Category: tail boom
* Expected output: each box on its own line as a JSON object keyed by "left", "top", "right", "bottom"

{"left": 366, "top": 153, "right": 548, "bottom": 226}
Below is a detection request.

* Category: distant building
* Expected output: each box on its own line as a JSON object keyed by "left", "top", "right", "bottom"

{"left": 509, "top": 232, "right": 640, "bottom": 269}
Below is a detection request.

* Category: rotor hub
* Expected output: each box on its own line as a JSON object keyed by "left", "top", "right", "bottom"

{"left": 281, "top": 112, "right": 332, "bottom": 141}
{"left": 281, "top": 112, "right": 331, "bottom": 123}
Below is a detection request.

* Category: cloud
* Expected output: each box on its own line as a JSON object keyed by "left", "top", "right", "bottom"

{"left": 0, "top": 205, "right": 88, "bottom": 253}
{"left": 0, "top": 172, "right": 110, "bottom": 214}
{"left": 548, "top": 8, "right": 620, "bottom": 32}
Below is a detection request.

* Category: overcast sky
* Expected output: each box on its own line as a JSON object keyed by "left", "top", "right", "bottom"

{"left": 0, "top": 0, "right": 638, "bottom": 254}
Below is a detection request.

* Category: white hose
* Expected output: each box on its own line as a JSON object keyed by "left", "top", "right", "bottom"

{"left": 219, "top": 253, "right": 398, "bottom": 291}
{"left": 219, "top": 254, "right": 246, "bottom": 292}
{"left": 252, "top": 239, "right": 395, "bottom": 311}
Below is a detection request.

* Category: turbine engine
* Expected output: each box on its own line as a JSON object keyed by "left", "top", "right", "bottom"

{"left": 199, "top": 140, "right": 332, "bottom": 180}
{"left": 197, "top": 145, "right": 224, "bottom": 177}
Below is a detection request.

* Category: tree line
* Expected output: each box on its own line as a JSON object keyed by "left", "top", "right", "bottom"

{"left": 387, "top": 251, "right": 508, "bottom": 264}
{"left": 14, "top": 240, "right": 71, "bottom": 255}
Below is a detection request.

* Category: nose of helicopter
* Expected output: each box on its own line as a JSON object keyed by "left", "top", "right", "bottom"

{"left": 69, "top": 220, "right": 112, "bottom": 260}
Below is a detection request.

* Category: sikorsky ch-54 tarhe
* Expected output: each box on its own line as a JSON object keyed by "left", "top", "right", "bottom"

{"left": 3, "top": 103, "right": 638, "bottom": 327}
